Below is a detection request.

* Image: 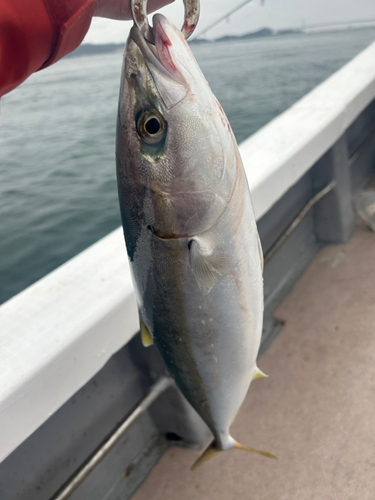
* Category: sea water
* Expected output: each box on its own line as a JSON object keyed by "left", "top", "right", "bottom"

{"left": 1, "top": 27, "right": 375, "bottom": 304}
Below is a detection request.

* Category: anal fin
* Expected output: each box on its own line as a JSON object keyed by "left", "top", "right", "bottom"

{"left": 191, "top": 437, "right": 277, "bottom": 471}
{"left": 191, "top": 440, "right": 220, "bottom": 470}
{"left": 253, "top": 366, "right": 268, "bottom": 380}
{"left": 234, "top": 440, "right": 277, "bottom": 459}
{"left": 140, "top": 317, "right": 153, "bottom": 347}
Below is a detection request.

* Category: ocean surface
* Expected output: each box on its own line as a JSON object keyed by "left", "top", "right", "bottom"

{"left": 1, "top": 27, "right": 375, "bottom": 305}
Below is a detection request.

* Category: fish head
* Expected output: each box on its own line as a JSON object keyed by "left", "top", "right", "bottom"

{"left": 117, "top": 14, "right": 238, "bottom": 239}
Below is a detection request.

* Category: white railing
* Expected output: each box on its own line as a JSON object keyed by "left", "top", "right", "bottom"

{"left": 1, "top": 41, "right": 375, "bottom": 463}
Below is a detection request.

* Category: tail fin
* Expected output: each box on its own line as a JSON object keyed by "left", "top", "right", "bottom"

{"left": 234, "top": 441, "right": 278, "bottom": 459}
{"left": 191, "top": 440, "right": 219, "bottom": 470}
{"left": 191, "top": 439, "right": 277, "bottom": 470}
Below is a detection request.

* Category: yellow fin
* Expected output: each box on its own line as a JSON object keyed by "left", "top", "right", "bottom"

{"left": 253, "top": 366, "right": 268, "bottom": 380}
{"left": 191, "top": 441, "right": 220, "bottom": 470}
{"left": 140, "top": 318, "right": 153, "bottom": 347}
{"left": 234, "top": 441, "right": 277, "bottom": 460}
{"left": 191, "top": 438, "right": 277, "bottom": 470}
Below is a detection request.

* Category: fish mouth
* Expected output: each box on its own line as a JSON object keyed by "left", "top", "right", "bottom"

{"left": 129, "top": 17, "right": 184, "bottom": 86}
{"left": 129, "top": 17, "right": 188, "bottom": 114}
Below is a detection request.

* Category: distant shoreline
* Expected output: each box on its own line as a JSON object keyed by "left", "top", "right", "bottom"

{"left": 68, "top": 24, "right": 375, "bottom": 58}
{"left": 68, "top": 27, "right": 301, "bottom": 58}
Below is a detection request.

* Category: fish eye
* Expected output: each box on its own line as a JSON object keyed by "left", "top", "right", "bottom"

{"left": 145, "top": 117, "right": 160, "bottom": 134}
{"left": 137, "top": 110, "right": 166, "bottom": 145}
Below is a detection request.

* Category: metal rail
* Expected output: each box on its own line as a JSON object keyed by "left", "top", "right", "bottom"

{"left": 348, "top": 126, "right": 375, "bottom": 168}
{"left": 263, "top": 183, "right": 334, "bottom": 265}
{"left": 51, "top": 377, "right": 173, "bottom": 500}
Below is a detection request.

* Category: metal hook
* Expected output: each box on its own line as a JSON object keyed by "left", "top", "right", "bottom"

{"left": 131, "top": 0, "right": 200, "bottom": 45}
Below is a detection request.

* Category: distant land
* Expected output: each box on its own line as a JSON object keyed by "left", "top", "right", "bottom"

{"left": 67, "top": 27, "right": 302, "bottom": 58}
{"left": 190, "top": 27, "right": 301, "bottom": 44}
{"left": 68, "top": 22, "right": 375, "bottom": 58}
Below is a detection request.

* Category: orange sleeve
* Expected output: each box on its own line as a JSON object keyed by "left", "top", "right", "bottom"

{"left": 0, "top": 0, "right": 97, "bottom": 97}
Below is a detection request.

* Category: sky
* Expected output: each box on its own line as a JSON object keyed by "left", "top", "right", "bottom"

{"left": 84, "top": 0, "right": 375, "bottom": 44}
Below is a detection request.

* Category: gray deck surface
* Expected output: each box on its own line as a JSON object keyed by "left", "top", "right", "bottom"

{"left": 133, "top": 218, "right": 375, "bottom": 500}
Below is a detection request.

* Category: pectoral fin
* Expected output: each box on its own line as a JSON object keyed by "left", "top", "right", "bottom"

{"left": 139, "top": 317, "right": 153, "bottom": 347}
{"left": 189, "top": 239, "right": 229, "bottom": 296}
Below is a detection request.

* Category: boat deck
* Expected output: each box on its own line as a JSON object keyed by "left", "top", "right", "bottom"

{"left": 133, "top": 216, "right": 375, "bottom": 500}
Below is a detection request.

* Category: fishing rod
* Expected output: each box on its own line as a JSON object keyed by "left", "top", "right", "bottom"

{"left": 192, "top": 0, "right": 264, "bottom": 40}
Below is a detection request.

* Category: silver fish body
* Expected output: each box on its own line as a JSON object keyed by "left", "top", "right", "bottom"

{"left": 116, "top": 14, "right": 275, "bottom": 466}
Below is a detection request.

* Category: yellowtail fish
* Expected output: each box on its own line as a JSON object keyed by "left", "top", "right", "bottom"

{"left": 116, "top": 14, "right": 276, "bottom": 469}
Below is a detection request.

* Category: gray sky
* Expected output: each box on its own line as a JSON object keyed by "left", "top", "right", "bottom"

{"left": 84, "top": 0, "right": 375, "bottom": 44}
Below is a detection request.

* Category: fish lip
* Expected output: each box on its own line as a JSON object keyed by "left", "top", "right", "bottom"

{"left": 129, "top": 25, "right": 182, "bottom": 84}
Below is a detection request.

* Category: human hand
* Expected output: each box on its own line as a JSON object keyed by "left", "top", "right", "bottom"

{"left": 94, "top": 0, "right": 175, "bottom": 20}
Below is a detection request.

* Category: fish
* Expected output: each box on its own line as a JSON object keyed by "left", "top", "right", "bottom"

{"left": 116, "top": 13, "right": 276, "bottom": 469}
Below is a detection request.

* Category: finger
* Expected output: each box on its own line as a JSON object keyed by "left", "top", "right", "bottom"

{"left": 147, "top": 0, "right": 175, "bottom": 14}
{"left": 94, "top": 0, "right": 175, "bottom": 21}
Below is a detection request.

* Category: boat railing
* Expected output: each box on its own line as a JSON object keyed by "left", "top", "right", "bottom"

{"left": 1, "top": 39, "right": 375, "bottom": 500}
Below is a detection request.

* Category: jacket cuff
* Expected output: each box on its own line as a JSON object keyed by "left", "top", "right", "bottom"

{"left": 39, "top": 0, "right": 97, "bottom": 70}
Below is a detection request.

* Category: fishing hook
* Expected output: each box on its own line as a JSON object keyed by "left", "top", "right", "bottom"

{"left": 131, "top": 0, "right": 200, "bottom": 44}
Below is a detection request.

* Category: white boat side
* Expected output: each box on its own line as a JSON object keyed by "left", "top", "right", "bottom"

{"left": 244, "top": 40, "right": 375, "bottom": 220}
{"left": 1, "top": 40, "right": 375, "bottom": 463}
